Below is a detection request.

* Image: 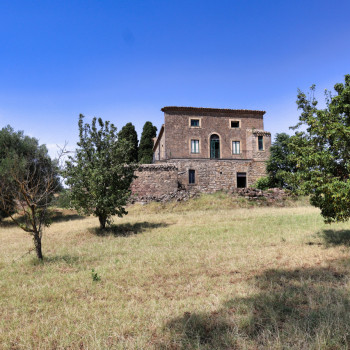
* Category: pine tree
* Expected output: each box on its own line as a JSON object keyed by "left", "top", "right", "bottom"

{"left": 138, "top": 121, "right": 157, "bottom": 164}
{"left": 118, "top": 122, "right": 139, "bottom": 163}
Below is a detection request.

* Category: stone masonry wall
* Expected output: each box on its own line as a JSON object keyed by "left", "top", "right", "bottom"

{"left": 131, "top": 164, "right": 178, "bottom": 197}
{"left": 164, "top": 111, "right": 266, "bottom": 160}
{"left": 170, "top": 159, "right": 267, "bottom": 192}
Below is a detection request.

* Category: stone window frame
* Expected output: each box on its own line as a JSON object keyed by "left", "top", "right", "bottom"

{"left": 208, "top": 132, "right": 222, "bottom": 159}
{"left": 229, "top": 118, "right": 241, "bottom": 129}
{"left": 189, "top": 138, "right": 201, "bottom": 154}
{"left": 189, "top": 117, "right": 202, "bottom": 128}
{"left": 231, "top": 139, "right": 241, "bottom": 155}
{"left": 257, "top": 135, "right": 265, "bottom": 151}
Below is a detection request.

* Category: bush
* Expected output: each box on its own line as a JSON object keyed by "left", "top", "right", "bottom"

{"left": 254, "top": 176, "right": 272, "bottom": 190}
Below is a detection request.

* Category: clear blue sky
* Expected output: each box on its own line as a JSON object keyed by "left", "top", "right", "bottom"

{"left": 1, "top": 0, "right": 350, "bottom": 157}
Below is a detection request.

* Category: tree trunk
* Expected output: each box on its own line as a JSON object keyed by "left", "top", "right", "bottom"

{"left": 33, "top": 232, "right": 43, "bottom": 260}
{"left": 99, "top": 215, "right": 107, "bottom": 229}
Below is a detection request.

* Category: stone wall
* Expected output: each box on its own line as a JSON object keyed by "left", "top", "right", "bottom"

{"left": 169, "top": 159, "right": 267, "bottom": 192}
{"left": 163, "top": 110, "right": 269, "bottom": 160}
{"left": 131, "top": 164, "right": 178, "bottom": 197}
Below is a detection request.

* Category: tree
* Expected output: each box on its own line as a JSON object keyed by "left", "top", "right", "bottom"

{"left": 118, "top": 122, "right": 139, "bottom": 163}
{"left": 138, "top": 121, "right": 157, "bottom": 164}
{"left": 64, "top": 115, "right": 137, "bottom": 229}
{"left": 0, "top": 126, "right": 61, "bottom": 259}
{"left": 288, "top": 74, "right": 350, "bottom": 223}
{"left": 266, "top": 133, "right": 297, "bottom": 188}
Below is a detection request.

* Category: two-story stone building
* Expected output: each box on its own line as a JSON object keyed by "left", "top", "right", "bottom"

{"left": 131, "top": 106, "right": 271, "bottom": 198}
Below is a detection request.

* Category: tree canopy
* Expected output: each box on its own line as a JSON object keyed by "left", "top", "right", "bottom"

{"left": 138, "top": 121, "right": 157, "bottom": 164}
{"left": 118, "top": 122, "right": 139, "bottom": 163}
{"left": 0, "top": 125, "right": 61, "bottom": 259}
{"left": 64, "top": 115, "right": 137, "bottom": 229}
{"left": 288, "top": 74, "right": 350, "bottom": 223}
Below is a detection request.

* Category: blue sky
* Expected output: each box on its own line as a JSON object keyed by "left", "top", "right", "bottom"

{"left": 1, "top": 0, "right": 350, "bottom": 157}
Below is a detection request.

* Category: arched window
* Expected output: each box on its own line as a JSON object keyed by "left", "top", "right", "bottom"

{"left": 210, "top": 134, "right": 220, "bottom": 159}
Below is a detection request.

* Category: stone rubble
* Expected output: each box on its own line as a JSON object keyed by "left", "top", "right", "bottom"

{"left": 130, "top": 187, "right": 291, "bottom": 205}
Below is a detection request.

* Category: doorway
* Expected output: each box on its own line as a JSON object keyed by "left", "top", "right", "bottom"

{"left": 237, "top": 172, "right": 247, "bottom": 188}
{"left": 210, "top": 134, "right": 220, "bottom": 159}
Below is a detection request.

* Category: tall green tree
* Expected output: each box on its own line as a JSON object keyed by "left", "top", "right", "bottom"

{"left": 138, "top": 121, "right": 157, "bottom": 164}
{"left": 0, "top": 126, "right": 61, "bottom": 259}
{"left": 266, "top": 133, "right": 297, "bottom": 189}
{"left": 288, "top": 74, "right": 350, "bottom": 223}
{"left": 118, "top": 122, "right": 139, "bottom": 163}
{"left": 64, "top": 115, "right": 137, "bottom": 229}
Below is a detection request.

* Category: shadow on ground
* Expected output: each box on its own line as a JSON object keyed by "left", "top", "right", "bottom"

{"left": 49, "top": 210, "right": 84, "bottom": 223}
{"left": 90, "top": 221, "right": 169, "bottom": 237}
{"left": 320, "top": 229, "right": 350, "bottom": 247}
{"left": 31, "top": 254, "right": 80, "bottom": 265}
{"left": 0, "top": 209, "right": 84, "bottom": 228}
{"left": 160, "top": 261, "right": 350, "bottom": 349}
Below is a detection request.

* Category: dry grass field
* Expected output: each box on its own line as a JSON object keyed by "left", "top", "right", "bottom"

{"left": 1, "top": 193, "right": 350, "bottom": 349}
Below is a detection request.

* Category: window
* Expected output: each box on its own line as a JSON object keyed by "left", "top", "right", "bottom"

{"left": 258, "top": 136, "right": 264, "bottom": 151}
{"left": 232, "top": 141, "right": 240, "bottom": 154}
{"left": 190, "top": 119, "right": 200, "bottom": 127}
{"left": 231, "top": 121, "right": 240, "bottom": 128}
{"left": 191, "top": 140, "right": 199, "bottom": 153}
{"left": 189, "top": 170, "right": 195, "bottom": 184}
{"left": 237, "top": 172, "right": 247, "bottom": 188}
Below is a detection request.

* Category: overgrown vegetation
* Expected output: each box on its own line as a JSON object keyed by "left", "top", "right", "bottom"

{"left": 1, "top": 195, "right": 350, "bottom": 349}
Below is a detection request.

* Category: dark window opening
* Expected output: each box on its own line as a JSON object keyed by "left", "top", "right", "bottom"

{"left": 231, "top": 121, "right": 240, "bottom": 128}
{"left": 210, "top": 134, "right": 220, "bottom": 159}
{"left": 258, "top": 136, "right": 264, "bottom": 151}
{"left": 237, "top": 172, "right": 247, "bottom": 188}
{"left": 189, "top": 169, "right": 195, "bottom": 184}
{"left": 191, "top": 119, "right": 200, "bottom": 127}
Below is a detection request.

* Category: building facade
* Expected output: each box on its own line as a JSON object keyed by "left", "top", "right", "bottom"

{"left": 131, "top": 106, "right": 271, "bottom": 197}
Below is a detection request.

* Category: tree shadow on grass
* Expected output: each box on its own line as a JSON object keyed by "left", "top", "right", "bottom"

{"left": 49, "top": 210, "right": 84, "bottom": 223}
{"left": 319, "top": 229, "right": 350, "bottom": 247}
{"left": 30, "top": 254, "right": 80, "bottom": 265}
{"left": 90, "top": 221, "right": 169, "bottom": 237}
{"left": 0, "top": 209, "right": 84, "bottom": 228}
{"left": 161, "top": 262, "right": 350, "bottom": 349}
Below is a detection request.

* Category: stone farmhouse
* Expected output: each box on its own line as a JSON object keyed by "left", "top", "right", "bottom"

{"left": 131, "top": 106, "right": 271, "bottom": 198}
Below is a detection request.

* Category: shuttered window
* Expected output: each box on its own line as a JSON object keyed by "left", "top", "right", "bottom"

{"left": 232, "top": 141, "right": 240, "bottom": 154}
{"left": 191, "top": 140, "right": 199, "bottom": 153}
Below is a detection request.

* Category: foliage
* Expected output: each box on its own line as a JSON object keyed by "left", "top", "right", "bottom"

{"left": 254, "top": 176, "right": 272, "bottom": 190}
{"left": 288, "top": 74, "right": 350, "bottom": 223}
{"left": 51, "top": 189, "right": 71, "bottom": 209}
{"left": 118, "top": 122, "right": 139, "bottom": 163}
{"left": 138, "top": 121, "right": 157, "bottom": 164}
{"left": 266, "top": 133, "right": 297, "bottom": 189}
{"left": 91, "top": 269, "right": 101, "bottom": 282}
{"left": 64, "top": 115, "right": 137, "bottom": 229}
{"left": 0, "top": 125, "right": 61, "bottom": 259}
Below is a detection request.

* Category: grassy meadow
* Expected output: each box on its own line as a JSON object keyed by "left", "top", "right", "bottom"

{"left": 1, "top": 193, "right": 350, "bottom": 349}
